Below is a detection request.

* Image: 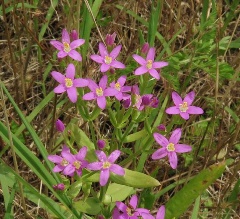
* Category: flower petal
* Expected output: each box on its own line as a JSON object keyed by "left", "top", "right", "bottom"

{"left": 110, "top": 45, "right": 122, "bottom": 59}
{"left": 180, "top": 112, "right": 189, "bottom": 120}
{"left": 130, "top": 195, "right": 138, "bottom": 209}
{"left": 118, "top": 76, "right": 127, "bottom": 85}
{"left": 70, "top": 39, "right": 85, "bottom": 49}
{"left": 172, "top": 91, "right": 182, "bottom": 106}
{"left": 53, "top": 164, "right": 64, "bottom": 172}
{"left": 168, "top": 152, "right": 178, "bottom": 169}
{"left": 67, "top": 87, "right": 77, "bottom": 103}
{"left": 149, "top": 68, "right": 160, "bottom": 80}
{"left": 99, "top": 42, "right": 108, "bottom": 57}
{"left": 66, "top": 63, "right": 75, "bottom": 79}
{"left": 116, "top": 201, "right": 127, "bottom": 212}
{"left": 87, "top": 162, "right": 102, "bottom": 170}
{"left": 183, "top": 91, "right": 195, "bottom": 105}
{"left": 132, "top": 54, "right": 146, "bottom": 65}
{"left": 87, "top": 79, "right": 98, "bottom": 91}
{"left": 74, "top": 78, "right": 89, "bottom": 87}
{"left": 152, "top": 61, "right": 168, "bottom": 68}
{"left": 100, "top": 169, "right": 110, "bottom": 186}
{"left": 110, "top": 164, "right": 125, "bottom": 175}
{"left": 62, "top": 29, "right": 70, "bottom": 44}
{"left": 68, "top": 50, "right": 82, "bottom": 61}
{"left": 111, "top": 60, "right": 125, "bottom": 69}
{"left": 82, "top": 92, "right": 95, "bottom": 100}
{"left": 165, "top": 106, "right": 180, "bottom": 114}
{"left": 108, "top": 150, "right": 121, "bottom": 163}
{"left": 51, "top": 71, "right": 65, "bottom": 83}
{"left": 152, "top": 148, "right": 168, "bottom": 160}
{"left": 187, "top": 106, "right": 204, "bottom": 114}
{"left": 100, "top": 63, "right": 110, "bottom": 72}
{"left": 76, "top": 146, "right": 87, "bottom": 160}
{"left": 153, "top": 133, "right": 169, "bottom": 147}
{"left": 63, "top": 164, "right": 75, "bottom": 176}
{"left": 48, "top": 155, "right": 62, "bottom": 163}
{"left": 169, "top": 128, "right": 182, "bottom": 144}
{"left": 95, "top": 150, "right": 107, "bottom": 161}
{"left": 175, "top": 144, "right": 192, "bottom": 153}
{"left": 146, "top": 47, "right": 155, "bottom": 61}
{"left": 156, "top": 206, "right": 165, "bottom": 219}
{"left": 50, "top": 40, "right": 63, "bottom": 50}
{"left": 90, "top": 54, "right": 104, "bottom": 64}
{"left": 57, "top": 51, "right": 68, "bottom": 59}
{"left": 97, "top": 96, "right": 106, "bottom": 109}
{"left": 62, "top": 152, "right": 75, "bottom": 163}
{"left": 104, "top": 88, "right": 118, "bottom": 96}
{"left": 54, "top": 84, "right": 66, "bottom": 93}
{"left": 99, "top": 75, "right": 108, "bottom": 89}
{"left": 134, "top": 66, "right": 148, "bottom": 75}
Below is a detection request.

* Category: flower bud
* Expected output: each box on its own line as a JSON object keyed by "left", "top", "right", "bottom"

{"left": 157, "top": 124, "right": 166, "bottom": 131}
{"left": 122, "top": 98, "right": 131, "bottom": 109}
{"left": 141, "top": 42, "right": 149, "bottom": 54}
{"left": 105, "top": 32, "right": 116, "bottom": 46}
{"left": 53, "top": 183, "right": 65, "bottom": 190}
{"left": 56, "top": 119, "right": 65, "bottom": 132}
{"left": 71, "top": 30, "right": 78, "bottom": 41}
{"left": 151, "top": 97, "right": 159, "bottom": 108}
{"left": 97, "top": 140, "right": 106, "bottom": 150}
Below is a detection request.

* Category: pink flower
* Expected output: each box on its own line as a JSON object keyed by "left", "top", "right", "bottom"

{"left": 87, "top": 150, "right": 125, "bottom": 186}
{"left": 82, "top": 75, "right": 118, "bottom": 109}
{"left": 55, "top": 119, "right": 65, "bottom": 132}
{"left": 152, "top": 128, "right": 192, "bottom": 169}
{"left": 50, "top": 29, "right": 85, "bottom": 61}
{"left": 141, "top": 94, "right": 159, "bottom": 109}
{"left": 51, "top": 63, "right": 88, "bottom": 103}
{"left": 156, "top": 206, "right": 165, "bottom": 219}
{"left": 132, "top": 47, "right": 168, "bottom": 80}
{"left": 115, "top": 195, "right": 154, "bottom": 219}
{"left": 105, "top": 32, "right": 117, "bottom": 46}
{"left": 110, "top": 76, "right": 131, "bottom": 101}
{"left": 90, "top": 43, "right": 125, "bottom": 72}
{"left": 165, "top": 91, "right": 204, "bottom": 120}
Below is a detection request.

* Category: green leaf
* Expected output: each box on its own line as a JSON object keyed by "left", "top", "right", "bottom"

{"left": 110, "top": 169, "right": 160, "bottom": 188}
{"left": 73, "top": 198, "right": 101, "bottom": 215}
{"left": 165, "top": 162, "right": 226, "bottom": 219}
{"left": 67, "top": 181, "right": 82, "bottom": 199}
{"left": 124, "top": 130, "right": 148, "bottom": 143}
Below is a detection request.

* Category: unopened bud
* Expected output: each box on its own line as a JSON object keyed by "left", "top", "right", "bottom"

{"left": 105, "top": 32, "right": 117, "bottom": 46}
{"left": 97, "top": 140, "right": 106, "bottom": 150}
{"left": 141, "top": 42, "right": 149, "bottom": 54}
{"left": 157, "top": 124, "right": 166, "bottom": 131}
{"left": 56, "top": 119, "right": 65, "bottom": 132}
{"left": 71, "top": 30, "right": 78, "bottom": 41}
{"left": 53, "top": 183, "right": 65, "bottom": 190}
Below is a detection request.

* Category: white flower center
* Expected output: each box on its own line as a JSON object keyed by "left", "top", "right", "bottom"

{"left": 179, "top": 101, "right": 188, "bottom": 112}
{"left": 96, "top": 87, "right": 103, "bottom": 96}
{"left": 105, "top": 56, "right": 112, "bottom": 65}
{"left": 167, "top": 143, "right": 175, "bottom": 152}
{"left": 146, "top": 60, "right": 153, "bottom": 69}
{"left": 63, "top": 42, "right": 71, "bottom": 53}
{"left": 65, "top": 78, "right": 73, "bottom": 88}
{"left": 114, "top": 82, "right": 121, "bottom": 91}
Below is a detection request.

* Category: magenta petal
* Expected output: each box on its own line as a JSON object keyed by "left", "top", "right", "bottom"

{"left": 51, "top": 71, "right": 65, "bottom": 83}
{"left": 68, "top": 50, "right": 82, "bottom": 61}
{"left": 111, "top": 60, "right": 125, "bottom": 69}
{"left": 66, "top": 63, "right": 75, "bottom": 79}
{"left": 172, "top": 92, "right": 182, "bottom": 105}
{"left": 50, "top": 40, "right": 63, "bottom": 50}
{"left": 152, "top": 61, "right": 168, "bottom": 68}
{"left": 48, "top": 155, "right": 62, "bottom": 163}
{"left": 180, "top": 112, "right": 189, "bottom": 120}
{"left": 130, "top": 195, "right": 138, "bottom": 209}
{"left": 61, "top": 145, "right": 70, "bottom": 155}
{"left": 168, "top": 152, "right": 178, "bottom": 169}
{"left": 110, "top": 45, "right": 122, "bottom": 59}
{"left": 108, "top": 150, "right": 121, "bottom": 163}
{"left": 76, "top": 146, "right": 87, "bottom": 160}
{"left": 67, "top": 87, "right": 77, "bottom": 103}
{"left": 54, "top": 84, "right": 66, "bottom": 93}
{"left": 156, "top": 206, "right": 165, "bottom": 219}
{"left": 91, "top": 54, "right": 104, "bottom": 64}
{"left": 135, "top": 66, "right": 148, "bottom": 75}
{"left": 132, "top": 54, "right": 146, "bottom": 65}
{"left": 74, "top": 78, "right": 88, "bottom": 87}
{"left": 146, "top": 47, "right": 155, "bottom": 61}
{"left": 175, "top": 144, "right": 192, "bottom": 153}
{"left": 96, "top": 150, "right": 107, "bottom": 161}
{"left": 97, "top": 96, "right": 106, "bottom": 109}
{"left": 99, "top": 75, "right": 108, "bottom": 89}
{"left": 63, "top": 165, "right": 75, "bottom": 176}
{"left": 83, "top": 92, "right": 95, "bottom": 100}
{"left": 57, "top": 51, "right": 68, "bottom": 59}
{"left": 153, "top": 133, "right": 169, "bottom": 147}
{"left": 100, "top": 63, "right": 110, "bottom": 72}
{"left": 99, "top": 42, "right": 108, "bottom": 57}
{"left": 100, "top": 169, "right": 110, "bottom": 186}
{"left": 141, "top": 213, "right": 155, "bottom": 219}
{"left": 187, "top": 106, "right": 204, "bottom": 114}
{"left": 62, "top": 152, "right": 75, "bottom": 162}
{"left": 118, "top": 76, "right": 127, "bottom": 85}
{"left": 62, "top": 29, "right": 70, "bottom": 44}
{"left": 70, "top": 39, "right": 85, "bottom": 49}
{"left": 116, "top": 93, "right": 123, "bottom": 101}
{"left": 165, "top": 106, "right": 180, "bottom": 114}
{"left": 169, "top": 128, "right": 181, "bottom": 144}
{"left": 53, "top": 165, "right": 64, "bottom": 172}
{"left": 104, "top": 88, "right": 118, "bottom": 96}
{"left": 87, "top": 162, "right": 102, "bottom": 170}
{"left": 110, "top": 164, "right": 125, "bottom": 175}
{"left": 88, "top": 79, "right": 98, "bottom": 91}
{"left": 149, "top": 68, "right": 160, "bottom": 80}
{"left": 183, "top": 91, "right": 195, "bottom": 105}
{"left": 152, "top": 148, "right": 168, "bottom": 159}
{"left": 116, "top": 202, "right": 127, "bottom": 212}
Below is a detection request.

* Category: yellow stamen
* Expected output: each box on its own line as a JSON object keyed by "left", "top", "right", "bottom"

{"left": 61, "top": 158, "right": 69, "bottom": 166}
{"left": 102, "top": 161, "right": 111, "bottom": 169}
{"left": 167, "top": 143, "right": 175, "bottom": 152}
{"left": 65, "top": 78, "right": 73, "bottom": 88}
{"left": 146, "top": 60, "right": 153, "bottom": 69}
{"left": 179, "top": 101, "right": 188, "bottom": 112}
{"left": 96, "top": 87, "right": 103, "bottom": 96}
{"left": 73, "top": 161, "right": 81, "bottom": 170}
{"left": 105, "top": 56, "right": 112, "bottom": 65}
{"left": 115, "top": 82, "right": 121, "bottom": 91}
{"left": 63, "top": 42, "right": 71, "bottom": 53}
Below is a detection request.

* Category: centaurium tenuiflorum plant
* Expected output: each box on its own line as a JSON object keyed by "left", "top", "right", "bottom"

{"left": 165, "top": 91, "right": 204, "bottom": 120}
{"left": 55, "top": 119, "right": 65, "bottom": 132}
{"left": 51, "top": 63, "right": 89, "bottom": 103}
{"left": 50, "top": 29, "right": 85, "bottom": 61}
{"left": 152, "top": 128, "right": 192, "bottom": 169}
{"left": 90, "top": 42, "right": 125, "bottom": 72}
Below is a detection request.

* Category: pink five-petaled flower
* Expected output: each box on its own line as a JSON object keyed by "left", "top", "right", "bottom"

{"left": 87, "top": 150, "right": 125, "bottom": 186}
{"left": 152, "top": 128, "right": 192, "bottom": 169}
{"left": 48, "top": 145, "right": 71, "bottom": 174}
{"left": 51, "top": 63, "right": 88, "bottom": 103}
{"left": 165, "top": 91, "right": 204, "bottom": 120}
{"left": 61, "top": 146, "right": 88, "bottom": 176}
{"left": 90, "top": 42, "right": 125, "bottom": 73}
{"left": 110, "top": 75, "right": 131, "bottom": 101}
{"left": 115, "top": 195, "right": 154, "bottom": 219}
{"left": 132, "top": 47, "right": 168, "bottom": 80}
{"left": 50, "top": 29, "right": 85, "bottom": 61}
{"left": 82, "top": 75, "right": 118, "bottom": 109}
